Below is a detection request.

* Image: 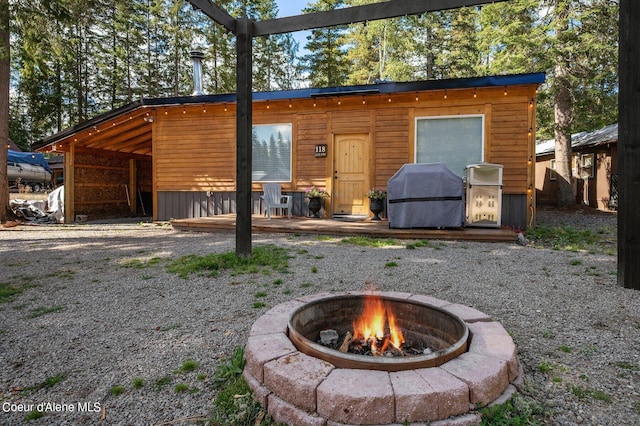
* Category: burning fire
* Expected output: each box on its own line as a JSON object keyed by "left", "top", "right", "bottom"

{"left": 352, "top": 294, "right": 405, "bottom": 355}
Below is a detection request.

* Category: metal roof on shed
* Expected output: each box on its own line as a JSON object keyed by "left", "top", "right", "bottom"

{"left": 536, "top": 123, "right": 618, "bottom": 156}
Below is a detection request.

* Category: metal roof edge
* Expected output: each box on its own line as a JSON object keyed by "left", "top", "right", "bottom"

{"left": 536, "top": 123, "right": 618, "bottom": 156}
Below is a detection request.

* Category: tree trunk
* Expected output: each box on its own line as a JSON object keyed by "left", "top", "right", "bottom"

{"left": 553, "top": 0, "right": 575, "bottom": 208}
{"left": 0, "top": 0, "right": 10, "bottom": 223}
{"left": 554, "top": 62, "right": 574, "bottom": 207}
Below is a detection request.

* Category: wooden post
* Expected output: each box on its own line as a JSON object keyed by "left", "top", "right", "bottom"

{"left": 618, "top": 0, "right": 640, "bottom": 290}
{"left": 129, "top": 158, "right": 137, "bottom": 215}
{"left": 236, "top": 17, "right": 253, "bottom": 257}
{"left": 64, "top": 144, "right": 75, "bottom": 223}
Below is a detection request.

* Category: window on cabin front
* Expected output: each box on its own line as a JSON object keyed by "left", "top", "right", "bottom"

{"left": 415, "top": 115, "right": 484, "bottom": 177}
{"left": 252, "top": 124, "right": 292, "bottom": 182}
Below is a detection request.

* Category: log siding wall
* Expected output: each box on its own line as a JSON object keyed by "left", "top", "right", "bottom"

{"left": 152, "top": 85, "right": 537, "bottom": 227}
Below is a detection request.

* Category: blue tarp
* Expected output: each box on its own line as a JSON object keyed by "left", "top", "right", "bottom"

{"left": 7, "top": 150, "right": 52, "bottom": 173}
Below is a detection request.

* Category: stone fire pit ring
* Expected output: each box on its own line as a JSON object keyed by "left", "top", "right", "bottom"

{"left": 244, "top": 291, "right": 521, "bottom": 425}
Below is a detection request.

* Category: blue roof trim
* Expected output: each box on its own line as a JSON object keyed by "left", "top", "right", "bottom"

{"left": 142, "top": 72, "right": 545, "bottom": 104}
{"left": 37, "top": 72, "right": 545, "bottom": 148}
{"left": 252, "top": 73, "right": 546, "bottom": 101}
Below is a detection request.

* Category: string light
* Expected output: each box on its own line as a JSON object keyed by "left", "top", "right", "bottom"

{"left": 289, "top": 99, "right": 292, "bottom": 108}
{"left": 473, "top": 89, "right": 477, "bottom": 98}
{"left": 415, "top": 93, "right": 419, "bottom": 101}
{"left": 443, "top": 90, "right": 448, "bottom": 99}
{"left": 503, "top": 86, "right": 507, "bottom": 96}
{"left": 266, "top": 100, "right": 270, "bottom": 109}
{"left": 223, "top": 103, "right": 227, "bottom": 112}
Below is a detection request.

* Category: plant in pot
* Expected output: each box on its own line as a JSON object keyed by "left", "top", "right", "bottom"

{"left": 305, "top": 187, "right": 329, "bottom": 218}
{"left": 365, "top": 188, "right": 387, "bottom": 221}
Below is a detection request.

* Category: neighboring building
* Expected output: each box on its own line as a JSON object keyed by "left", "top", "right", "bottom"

{"left": 7, "top": 139, "right": 21, "bottom": 151}
{"left": 35, "top": 72, "right": 544, "bottom": 228}
{"left": 535, "top": 123, "right": 618, "bottom": 211}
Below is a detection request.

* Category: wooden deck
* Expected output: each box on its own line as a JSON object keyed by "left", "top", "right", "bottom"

{"left": 170, "top": 215, "right": 517, "bottom": 242}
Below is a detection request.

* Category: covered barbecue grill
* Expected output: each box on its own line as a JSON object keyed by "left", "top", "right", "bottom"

{"left": 387, "top": 163, "right": 465, "bottom": 228}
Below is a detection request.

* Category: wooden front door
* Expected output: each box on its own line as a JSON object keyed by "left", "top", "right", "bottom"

{"left": 333, "top": 134, "right": 369, "bottom": 215}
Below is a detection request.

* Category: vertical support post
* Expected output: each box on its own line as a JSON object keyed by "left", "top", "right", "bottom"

{"left": 64, "top": 144, "right": 75, "bottom": 223}
{"left": 618, "top": 0, "right": 640, "bottom": 290}
{"left": 129, "top": 158, "right": 137, "bottom": 215}
{"left": 236, "top": 17, "right": 253, "bottom": 257}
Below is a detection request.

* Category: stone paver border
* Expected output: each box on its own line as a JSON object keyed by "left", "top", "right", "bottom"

{"left": 244, "top": 291, "right": 521, "bottom": 425}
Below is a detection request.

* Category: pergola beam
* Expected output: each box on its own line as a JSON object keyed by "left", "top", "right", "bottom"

{"left": 188, "top": 0, "right": 236, "bottom": 33}
{"left": 254, "top": 0, "right": 509, "bottom": 36}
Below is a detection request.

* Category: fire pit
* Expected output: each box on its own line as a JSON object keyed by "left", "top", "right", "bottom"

{"left": 244, "top": 292, "right": 521, "bottom": 425}
{"left": 288, "top": 294, "right": 469, "bottom": 371}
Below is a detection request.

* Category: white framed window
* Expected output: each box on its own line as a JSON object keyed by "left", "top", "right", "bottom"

{"left": 252, "top": 123, "right": 292, "bottom": 182}
{"left": 415, "top": 115, "right": 484, "bottom": 176}
{"left": 579, "top": 153, "right": 594, "bottom": 179}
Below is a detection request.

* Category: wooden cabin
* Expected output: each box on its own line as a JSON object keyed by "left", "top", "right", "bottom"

{"left": 535, "top": 123, "right": 618, "bottom": 211}
{"left": 36, "top": 73, "right": 544, "bottom": 229}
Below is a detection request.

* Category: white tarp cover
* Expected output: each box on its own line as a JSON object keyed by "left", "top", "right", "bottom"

{"left": 48, "top": 186, "right": 64, "bottom": 223}
{"left": 387, "top": 163, "right": 465, "bottom": 228}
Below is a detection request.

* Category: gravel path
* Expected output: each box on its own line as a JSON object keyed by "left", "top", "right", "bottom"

{"left": 1, "top": 209, "right": 638, "bottom": 425}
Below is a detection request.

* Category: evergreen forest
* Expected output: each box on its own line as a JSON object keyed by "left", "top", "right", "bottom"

{"left": 6, "top": 0, "right": 618, "bottom": 151}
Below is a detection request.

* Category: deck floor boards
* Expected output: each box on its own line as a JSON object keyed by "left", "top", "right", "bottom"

{"left": 171, "top": 215, "right": 517, "bottom": 242}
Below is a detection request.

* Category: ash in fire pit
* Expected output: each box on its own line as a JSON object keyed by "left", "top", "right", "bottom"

{"left": 288, "top": 293, "right": 469, "bottom": 371}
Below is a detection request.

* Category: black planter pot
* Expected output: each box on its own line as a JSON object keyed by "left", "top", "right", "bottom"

{"left": 308, "top": 197, "right": 323, "bottom": 218}
{"left": 369, "top": 198, "right": 385, "bottom": 220}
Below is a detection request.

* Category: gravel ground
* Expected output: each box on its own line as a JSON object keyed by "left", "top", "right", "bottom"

{"left": 1, "top": 209, "right": 638, "bottom": 426}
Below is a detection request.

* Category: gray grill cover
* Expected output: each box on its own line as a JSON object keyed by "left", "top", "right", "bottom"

{"left": 387, "top": 163, "right": 465, "bottom": 228}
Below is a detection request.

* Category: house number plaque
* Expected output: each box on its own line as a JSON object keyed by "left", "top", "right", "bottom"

{"left": 314, "top": 144, "right": 327, "bottom": 158}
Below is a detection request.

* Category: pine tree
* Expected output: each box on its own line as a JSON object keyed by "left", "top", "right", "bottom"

{"left": 476, "top": 0, "right": 542, "bottom": 75}
{"left": 443, "top": 7, "right": 481, "bottom": 78}
{"left": 300, "top": 0, "right": 350, "bottom": 87}
{"left": 408, "top": 12, "right": 449, "bottom": 80}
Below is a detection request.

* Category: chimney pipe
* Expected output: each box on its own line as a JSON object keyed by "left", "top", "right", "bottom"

{"left": 190, "top": 50, "right": 205, "bottom": 96}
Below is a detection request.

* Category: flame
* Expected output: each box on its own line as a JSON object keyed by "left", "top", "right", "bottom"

{"left": 352, "top": 294, "right": 405, "bottom": 354}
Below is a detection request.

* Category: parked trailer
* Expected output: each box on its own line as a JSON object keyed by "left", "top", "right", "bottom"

{"left": 7, "top": 150, "right": 53, "bottom": 192}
